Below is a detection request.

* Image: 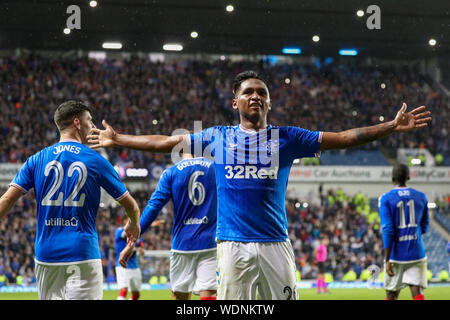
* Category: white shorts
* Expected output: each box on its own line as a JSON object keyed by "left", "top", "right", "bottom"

{"left": 35, "top": 260, "right": 103, "bottom": 300}
{"left": 384, "top": 259, "right": 428, "bottom": 292}
{"left": 170, "top": 249, "right": 217, "bottom": 293}
{"left": 216, "top": 240, "right": 297, "bottom": 300}
{"left": 115, "top": 266, "right": 142, "bottom": 292}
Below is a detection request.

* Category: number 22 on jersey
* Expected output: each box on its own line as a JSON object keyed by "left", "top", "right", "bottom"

{"left": 41, "top": 160, "right": 87, "bottom": 207}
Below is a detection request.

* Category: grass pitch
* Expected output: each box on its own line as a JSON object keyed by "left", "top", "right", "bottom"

{"left": 0, "top": 286, "right": 448, "bottom": 300}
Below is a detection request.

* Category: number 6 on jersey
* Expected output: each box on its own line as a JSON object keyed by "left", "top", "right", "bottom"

{"left": 188, "top": 171, "right": 205, "bottom": 206}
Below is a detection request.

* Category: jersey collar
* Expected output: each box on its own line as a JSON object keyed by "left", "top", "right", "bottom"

{"left": 238, "top": 124, "right": 272, "bottom": 134}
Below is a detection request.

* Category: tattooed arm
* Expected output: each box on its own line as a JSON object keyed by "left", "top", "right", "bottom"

{"left": 320, "top": 103, "right": 431, "bottom": 151}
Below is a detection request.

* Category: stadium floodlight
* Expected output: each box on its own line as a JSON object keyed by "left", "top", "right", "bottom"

{"left": 379, "top": 116, "right": 384, "bottom": 122}
{"left": 226, "top": 5, "right": 234, "bottom": 12}
{"left": 89, "top": 1, "right": 98, "bottom": 7}
{"left": 163, "top": 43, "right": 183, "bottom": 51}
{"left": 312, "top": 35, "right": 320, "bottom": 42}
{"left": 339, "top": 49, "right": 358, "bottom": 56}
{"left": 88, "top": 51, "right": 106, "bottom": 61}
{"left": 63, "top": 28, "right": 71, "bottom": 35}
{"left": 303, "top": 202, "right": 309, "bottom": 208}
{"left": 190, "top": 31, "right": 199, "bottom": 38}
{"left": 152, "top": 119, "right": 158, "bottom": 125}
{"left": 428, "top": 38, "right": 437, "bottom": 46}
{"left": 356, "top": 10, "right": 364, "bottom": 17}
{"left": 102, "top": 42, "right": 122, "bottom": 49}
{"left": 282, "top": 47, "right": 301, "bottom": 54}
{"left": 284, "top": 78, "right": 291, "bottom": 84}
{"left": 411, "top": 158, "right": 421, "bottom": 165}
{"left": 380, "top": 83, "right": 386, "bottom": 89}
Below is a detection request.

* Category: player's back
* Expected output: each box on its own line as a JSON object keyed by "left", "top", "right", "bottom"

{"left": 11, "top": 141, "right": 128, "bottom": 264}
{"left": 379, "top": 187, "right": 429, "bottom": 263}
{"left": 167, "top": 157, "right": 217, "bottom": 252}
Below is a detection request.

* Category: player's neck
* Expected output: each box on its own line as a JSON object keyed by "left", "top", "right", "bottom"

{"left": 239, "top": 116, "right": 268, "bottom": 131}
{"left": 59, "top": 131, "right": 82, "bottom": 143}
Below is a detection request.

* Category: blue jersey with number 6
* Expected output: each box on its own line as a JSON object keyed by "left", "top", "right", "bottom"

{"left": 140, "top": 157, "right": 217, "bottom": 252}
{"left": 10, "top": 141, "right": 128, "bottom": 264}
{"left": 379, "top": 187, "right": 429, "bottom": 263}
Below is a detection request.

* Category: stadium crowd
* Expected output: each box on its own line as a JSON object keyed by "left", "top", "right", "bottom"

{"left": 0, "top": 185, "right": 385, "bottom": 285}
{"left": 1, "top": 54, "right": 449, "bottom": 286}
{"left": 1, "top": 184, "right": 449, "bottom": 285}
{"left": 0, "top": 54, "right": 449, "bottom": 168}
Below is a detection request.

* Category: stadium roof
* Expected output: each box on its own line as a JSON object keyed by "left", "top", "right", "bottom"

{"left": 1, "top": 0, "right": 449, "bottom": 59}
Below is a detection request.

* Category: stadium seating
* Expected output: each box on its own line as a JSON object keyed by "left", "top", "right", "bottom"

{"left": 433, "top": 211, "right": 450, "bottom": 233}
{"left": 422, "top": 225, "right": 449, "bottom": 276}
{"left": 0, "top": 55, "right": 448, "bottom": 167}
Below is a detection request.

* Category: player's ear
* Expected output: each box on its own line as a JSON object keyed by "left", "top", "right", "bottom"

{"left": 73, "top": 117, "right": 81, "bottom": 130}
{"left": 232, "top": 98, "right": 238, "bottom": 110}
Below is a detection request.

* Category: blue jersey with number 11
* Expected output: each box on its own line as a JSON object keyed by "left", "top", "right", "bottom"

{"left": 379, "top": 187, "right": 429, "bottom": 263}
{"left": 10, "top": 141, "right": 128, "bottom": 264}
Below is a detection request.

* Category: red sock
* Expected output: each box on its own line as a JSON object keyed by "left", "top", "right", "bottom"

{"left": 131, "top": 292, "right": 140, "bottom": 300}
{"left": 385, "top": 297, "right": 390, "bottom": 300}
{"left": 118, "top": 288, "right": 128, "bottom": 299}
{"left": 413, "top": 294, "right": 425, "bottom": 300}
{"left": 200, "top": 297, "right": 216, "bottom": 300}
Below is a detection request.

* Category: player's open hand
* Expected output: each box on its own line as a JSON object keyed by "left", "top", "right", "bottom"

{"left": 393, "top": 103, "right": 431, "bottom": 132}
{"left": 87, "top": 120, "right": 117, "bottom": 149}
{"left": 119, "top": 243, "right": 135, "bottom": 268}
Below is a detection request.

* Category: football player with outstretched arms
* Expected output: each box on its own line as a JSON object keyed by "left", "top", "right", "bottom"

{"left": 88, "top": 70, "right": 431, "bottom": 300}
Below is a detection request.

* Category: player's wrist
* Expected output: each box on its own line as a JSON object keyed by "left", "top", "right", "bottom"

{"left": 111, "top": 132, "right": 122, "bottom": 147}
{"left": 385, "top": 120, "right": 398, "bottom": 133}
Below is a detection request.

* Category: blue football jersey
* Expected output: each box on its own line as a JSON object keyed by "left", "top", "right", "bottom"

{"left": 10, "top": 141, "right": 128, "bottom": 264}
{"left": 115, "top": 227, "right": 141, "bottom": 269}
{"left": 140, "top": 157, "right": 217, "bottom": 252}
{"left": 379, "top": 187, "right": 429, "bottom": 263}
{"left": 189, "top": 125, "right": 322, "bottom": 242}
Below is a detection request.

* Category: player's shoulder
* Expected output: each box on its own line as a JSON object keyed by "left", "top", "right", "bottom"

{"left": 272, "top": 125, "right": 316, "bottom": 136}
{"left": 199, "top": 125, "right": 233, "bottom": 133}
{"left": 408, "top": 187, "right": 428, "bottom": 200}
{"left": 379, "top": 189, "right": 397, "bottom": 203}
{"left": 22, "top": 143, "right": 62, "bottom": 165}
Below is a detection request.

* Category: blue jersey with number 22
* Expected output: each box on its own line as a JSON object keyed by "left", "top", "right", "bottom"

{"left": 10, "top": 141, "right": 128, "bottom": 264}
